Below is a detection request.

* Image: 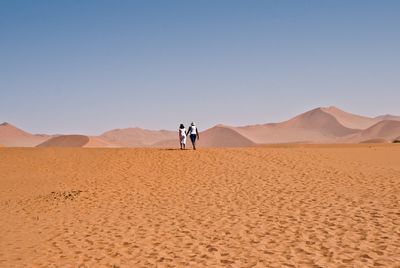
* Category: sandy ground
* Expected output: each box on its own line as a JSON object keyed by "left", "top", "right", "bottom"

{"left": 0, "top": 145, "right": 399, "bottom": 267}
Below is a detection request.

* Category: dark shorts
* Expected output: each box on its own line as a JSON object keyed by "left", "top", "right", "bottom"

{"left": 190, "top": 134, "right": 197, "bottom": 143}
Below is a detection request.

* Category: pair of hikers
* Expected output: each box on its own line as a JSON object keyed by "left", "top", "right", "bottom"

{"left": 179, "top": 122, "right": 199, "bottom": 150}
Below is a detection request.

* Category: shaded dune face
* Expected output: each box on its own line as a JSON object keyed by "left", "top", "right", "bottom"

{"left": 84, "top": 137, "right": 119, "bottom": 148}
{"left": 321, "top": 106, "right": 378, "bottom": 129}
{"left": 37, "top": 135, "right": 90, "bottom": 148}
{"left": 283, "top": 108, "right": 359, "bottom": 136}
{"left": 100, "top": 128, "right": 176, "bottom": 147}
{"left": 347, "top": 120, "right": 400, "bottom": 143}
{"left": 199, "top": 126, "right": 255, "bottom": 147}
{"left": 233, "top": 108, "right": 361, "bottom": 144}
{"left": 364, "top": 120, "right": 400, "bottom": 136}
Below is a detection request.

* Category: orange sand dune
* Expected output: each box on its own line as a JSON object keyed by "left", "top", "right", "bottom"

{"left": 0, "top": 122, "right": 50, "bottom": 147}
{"left": 37, "top": 135, "right": 90, "bottom": 147}
{"left": 375, "top": 114, "right": 400, "bottom": 121}
{"left": 343, "top": 120, "right": 400, "bottom": 143}
{"left": 37, "top": 135, "right": 119, "bottom": 148}
{"left": 0, "top": 145, "right": 399, "bottom": 267}
{"left": 154, "top": 125, "right": 255, "bottom": 147}
{"left": 233, "top": 108, "right": 359, "bottom": 144}
{"left": 84, "top": 136, "right": 120, "bottom": 148}
{"left": 100, "top": 128, "right": 176, "bottom": 147}
{"left": 360, "top": 138, "right": 389, "bottom": 144}
{"left": 321, "top": 106, "right": 378, "bottom": 129}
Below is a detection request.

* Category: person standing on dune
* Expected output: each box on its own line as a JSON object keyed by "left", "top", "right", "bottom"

{"left": 179, "top": 124, "right": 186, "bottom": 150}
{"left": 186, "top": 122, "right": 199, "bottom": 150}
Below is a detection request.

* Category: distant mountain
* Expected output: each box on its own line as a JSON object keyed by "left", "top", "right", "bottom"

{"left": 0, "top": 122, "right": 50, "bottom": 147}
{"left": 100, "top": 127, "right": 176, "bottom": 147}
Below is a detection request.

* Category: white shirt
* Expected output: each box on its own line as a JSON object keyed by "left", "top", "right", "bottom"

{"left": 190, "top": 126, "right": 197, "bottom": 135}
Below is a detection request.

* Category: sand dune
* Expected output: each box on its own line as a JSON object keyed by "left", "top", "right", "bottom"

{"left": 37, "top": 135, "right": 90, "bottom": 147}
{"left": 3, "top": 107, "right": 400, "bottom": 147}
{"left": 101, "top": 128, "right": 176, "bottom": 147}
{"left": 321, "top": 106, "right": 378, "bottom": 129}
{"left": 344, "top": 120, "right": 400, "bottom": 143}
{"left": 375, "top": 114, "right": 400, "bottom": 121}
{"left": 0, "top": 122, "right": 50, "bottom": 147}
{"left": 233, "top": 108, "right": 359, "bottom": 144}
{"left": 37, "top": 135, "right": 118, "bottom": 148}
{"left": 154, "top": 125, "right": 255, "bottom": 148}
{"left": 0, "top": 145, "right": 399, "bottom": 266}
{"left": 360, "top": 138, "right": 389, "bottom": 144}
{"left": 197, "top": 125, "right": 255, "bottom": 147}
{"left": 84, "top": 137, "right": 120, "bottom": 148}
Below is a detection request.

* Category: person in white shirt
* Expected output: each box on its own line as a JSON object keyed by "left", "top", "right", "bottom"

{"left": 186, "top": 122, "right": 199, "bottom": 150}
{"left": 179, "top": 124, "right": 186, "bottom": 150}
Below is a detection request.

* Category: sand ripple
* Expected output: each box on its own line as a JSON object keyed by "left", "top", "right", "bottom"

{"left": 0, "top": 145, "right": 399, "bottom": 267}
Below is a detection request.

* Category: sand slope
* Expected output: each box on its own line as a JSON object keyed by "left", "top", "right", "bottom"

{"left": 37, "top": 135, "right": 90, "bottom": 147}
{"left": 0, "top": 122, "right": 50, "bottom": 147}
{"left": 198, "top": 125, "right": 256, "bottom": 147}
{"left": 154, "top": 125, "right": 255, "bottom": 148}
{"left": 84, "top": 136, "right": 120, "bottom": 148}
{"left": 321, "top": 106, "right": 379, "bottom": 129}
{"left": 233, "top": 108, "right": 359, "bottom": 144}
{"left": 375, "top": 114, "right": 400, "bottom": 121}
{"left": 343, "top": 120, "right": 400, "bottom": 143}
{"left": 101, "top": 128, "right": 176, "bottom": 147}
{"left": 0, "top": 145, "right": 399, "bottom": 267}
{"left": 37, "top": 135, "right": 119, "bottom": 148}
{"left": 359, "top": 138, "right": 389, "bottom": 144}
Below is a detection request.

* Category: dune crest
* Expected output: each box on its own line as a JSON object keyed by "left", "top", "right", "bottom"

{"left": 321, "top": 106, "right": 379, "bottom": 129}
{"left": 233, "top": 107, "right": 359, "bottom": 144}
{"left": 37, "top": 135, "right": 90, "bottom": 147}
{"left": 84, "top": 137, "right": 120, "bottom": 148}
{"left": 100, "top": 128, "right": 176, "bottom": 147}
{"left": 0, "top": 122, "right": 50, "bottom": 147}
{"left": 360, "top": 138, "right": 389, "bottom": 144}
{"left": 343, "top": 120, "right": 400, "bottom": 143}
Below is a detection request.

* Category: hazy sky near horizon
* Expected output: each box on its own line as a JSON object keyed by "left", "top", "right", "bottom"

{"left": 1, "top": 0, "right": 400, "bottom": 134}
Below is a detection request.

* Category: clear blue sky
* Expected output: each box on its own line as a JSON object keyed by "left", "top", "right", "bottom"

{"left": 1, "top": 0, "right": 399, "bottom": 134}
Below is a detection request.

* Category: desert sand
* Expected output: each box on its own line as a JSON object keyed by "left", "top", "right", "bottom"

{"left": 0, "top": 144, "right": 399, "bottom": 267}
